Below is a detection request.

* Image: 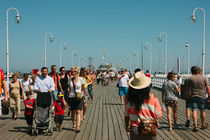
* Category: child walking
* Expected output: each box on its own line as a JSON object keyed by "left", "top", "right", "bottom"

{"left": 24, "top": 91, "right": 35, "bottom": 134}
{"left": 52, "top": 92, "right": 66, "bottom": 131}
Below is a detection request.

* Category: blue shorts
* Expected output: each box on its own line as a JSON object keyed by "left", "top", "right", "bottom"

{"left": 185, "top": 99, "right": 192, "bottom": 109}
{"left": 119, "top": 87, "right": 128, "bottom": 96}
{"left": 191, "top": 97, "right": 206, "bottom": 112}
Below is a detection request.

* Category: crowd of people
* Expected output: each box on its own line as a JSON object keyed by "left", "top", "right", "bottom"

{"left": 0, "top": 65, "right": 95, "bottom": 134}
{"left": 0, "top": 65, "right": 210, "bottom": 139}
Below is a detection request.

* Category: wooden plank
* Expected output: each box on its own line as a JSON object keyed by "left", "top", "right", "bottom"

{"left": 88, "top": 90, "right": 100, "bottom": 139}
{"left": 102, "top": 87, "right": 109, "bottom": 140}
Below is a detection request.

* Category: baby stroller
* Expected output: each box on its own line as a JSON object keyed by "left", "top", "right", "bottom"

{"left": 34, "top": 92, "right": 53, "bottom": 136}
{"left": 104, "top": 77, "right": 109, "bottom": 86}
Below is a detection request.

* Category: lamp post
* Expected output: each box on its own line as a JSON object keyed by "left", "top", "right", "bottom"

{"left": 144, "top": 42, "right": 152, "bottom": 74}
{"left": 44, "top": 32, "right": 54, "bottom": 67}
{"left": 60, "top": 42, "right": 67, "bottom": 67}
{"left": 191, "top": 7, "right": 206, "bottom": 75}
{"left": 6, "top": 7, "right": 21, "bottom": 83}
{"left": 72, "top": 51, "right": 77, "bottom": 67}
{"left": 158, "top": 32, "right": 168, "bottom": 75}
{"left": 185, "top": 42, "right": 190, "bottom": 75}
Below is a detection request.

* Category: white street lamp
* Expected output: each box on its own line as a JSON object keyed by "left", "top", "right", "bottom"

{"left": 6, "top": 7, "right": 21, "bottom": 83}
{"left": 185, "top": 42, "right": 190, "bottom": 75}
{"left": 44, "top": 32, "right": 54, "bottom": 67}
{"left": 144, "top": 42, "right": 152, "bottom": 74}
{"left": 60, "top": 42, "right": 67, "bottom": 67}
{"left": 191, "top": 7, "right": 206, "bottom": 75}
{"left": 158, "top": 32, "right": 168, "bottom": 75}
{"left": 72, "top": 51, "right": 77, "bottom": 67}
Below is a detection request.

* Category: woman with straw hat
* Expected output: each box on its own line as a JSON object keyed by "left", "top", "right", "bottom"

{"left": 125, "top": 71, "right": 162, "bottom": 140}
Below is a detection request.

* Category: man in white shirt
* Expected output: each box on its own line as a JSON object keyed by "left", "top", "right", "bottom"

{"left": 34, "top": 67, "right": 55, "bottom": 93}
{"left": 118, "top": 68, "right": 129, "bottom": 105}
{"left": 34, "top": 67, "right": 55, "bottom": 107}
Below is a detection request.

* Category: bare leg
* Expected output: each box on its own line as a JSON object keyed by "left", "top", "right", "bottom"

{"left": 201, "top": 111, "right": 205, "bottom": 126}
{"left": 72, "top": 110, "right": 76, "bottom": 129}
{"left": 76, "top": 110, "right": 81, "bottom": 130}
{"left": 83, "top": 103, "right": 87, "bottom": 120}
{"left": 192, "top": 110, "right": 198, "bottom": 128}
{"left": 186, "top": 108, "right": 191, "bottom": 120}
{"left": 120, "top": 95, "right": 124, "bottom": 105}
{"left": 167, "top": 106, "right": 172, "bottom": 129}
{"left": 173, "top": 106, "right": 178, "bottom": 126}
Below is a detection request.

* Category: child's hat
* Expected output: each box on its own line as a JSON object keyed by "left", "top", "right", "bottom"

{"left": 57, "top": 92, "right": 64, "bottom": 97}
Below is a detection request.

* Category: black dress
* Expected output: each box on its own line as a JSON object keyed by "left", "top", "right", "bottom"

{"left": 60, "top": 73, "right": 69, "bottom": 101}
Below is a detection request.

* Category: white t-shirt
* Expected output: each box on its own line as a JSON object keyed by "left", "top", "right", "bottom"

{"left": 68, "top": 77, "right": 84, "bottom": 98}
{"left": 21, "top": 78, "right": 32, "bottom": 92}
{"left": 110, "top": 72, "right": 115, "bottom": 77}
{"left": 175, "top": 78, "right": 182, "bottom": 85}
{"left": 118, "top": 74, "right": 129, "bottom": 87}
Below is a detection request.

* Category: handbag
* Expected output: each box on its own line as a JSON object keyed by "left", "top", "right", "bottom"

{"left": 72, "top": 78, "right": 82, "bottom": 100}
{"left": 2, "top": 101, "right": 9, "bottom": 115}
{"left": 116, "top": 75, "right": 125, "bottom": 87}
{"left": 19, "top": 81, "right": 23, "bottom": 97}
{"left": 138, "top": 115, "right": 157, "bottom": 136}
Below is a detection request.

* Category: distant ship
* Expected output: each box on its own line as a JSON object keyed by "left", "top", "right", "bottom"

{"left": 98, "top": 63, "right": 114, "bottom": 72}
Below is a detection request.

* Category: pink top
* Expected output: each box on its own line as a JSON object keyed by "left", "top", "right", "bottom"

{"left": 125, "top": 94, "right": 162, "bottom": 127}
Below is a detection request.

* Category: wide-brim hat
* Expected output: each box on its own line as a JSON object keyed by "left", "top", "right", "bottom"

{"left": 129, "top": 71, "right": 151, "bottom": 89}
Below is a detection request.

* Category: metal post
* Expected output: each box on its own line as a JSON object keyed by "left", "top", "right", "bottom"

{"left": 192, "top": 7, "right": 205, "bottom": 75}
{"left": 159, "top": 32, "right": 168, "bottom": 75}
{"left": 144, "top": 42, "right": 152, "bottom": 74}
{"left": 44, "top": 32, "right": 54, "bottom": 67}
{"left": 6, "top": 7, "right": 20, "bottom": 83}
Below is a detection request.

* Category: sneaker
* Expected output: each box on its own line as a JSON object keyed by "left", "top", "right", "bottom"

{"left": 168, "top": 127, "right": 172, "bottom": 131}
{"left": 193, "top": 127, "right": 198, "bottom": 132}
{"left": 201, "top": 123, "right": 208, "bottom": 130}
{"left": 185, "top": 120, "right": 190, "bottom": 127}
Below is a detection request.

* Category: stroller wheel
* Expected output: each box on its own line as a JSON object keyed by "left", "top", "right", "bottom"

{"left": 48, "top": 127, "right": 53, "bottom": 136}
{"left": 34, "top": 128, "right": 38, "bottom": 136}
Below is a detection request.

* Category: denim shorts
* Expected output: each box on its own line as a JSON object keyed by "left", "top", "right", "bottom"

{"left": 185, "top": 99, "right": 192, "bottom": 109}
{"left": 119, "top": 87, "right": 128, "bottom": 96}
{"left": 191, "top": 97, "right": 206, "bottom": 111}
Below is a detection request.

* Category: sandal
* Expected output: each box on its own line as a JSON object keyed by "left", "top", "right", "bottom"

{"left": 76, "top": 128, "right": 80, "bottom": 133}
{"left": 201, "top": 123, "right": 208, "bottom": 130}
{"left": 72, "top": 125, "right": 76, "bottom": 131}
{"left": 193, "top": 127, "right": 198, "bottom": 132}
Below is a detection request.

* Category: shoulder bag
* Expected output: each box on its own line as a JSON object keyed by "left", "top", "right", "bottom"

{"left": 72, "top": 78, "right": 82, "bottom": 100}
{"left": 137, "top": 94, "right": 157, "bottom": 136}
{"left": 138, "top": 116, "right": 157, "bottom": 136}
{"left": 116, "top": 75, "right": 125, "bottom": 87}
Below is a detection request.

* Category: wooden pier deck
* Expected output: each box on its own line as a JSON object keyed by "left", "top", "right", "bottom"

{"left": 0, "top": 82, "right": 210, "bottom": 140}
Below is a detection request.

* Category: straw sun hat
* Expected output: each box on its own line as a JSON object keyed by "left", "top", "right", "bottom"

{"left": 129, "top": 71, "right": 151, "bottom": 89}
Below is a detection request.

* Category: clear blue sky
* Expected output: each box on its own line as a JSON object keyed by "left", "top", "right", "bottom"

{"left": 0, "top": 0, "right": 210, "bottom": 73}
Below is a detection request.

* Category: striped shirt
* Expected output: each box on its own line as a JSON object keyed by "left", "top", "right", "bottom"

{"left": 125, "top": 94, "right": 162, "bottom": 127}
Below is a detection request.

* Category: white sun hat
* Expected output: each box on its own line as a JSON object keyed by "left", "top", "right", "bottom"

{"left": 129, "top": 71, "right": 151, "bottom": 89}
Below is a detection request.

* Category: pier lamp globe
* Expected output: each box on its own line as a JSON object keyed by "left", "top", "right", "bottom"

{"left": 191, "top": 14, "right": 197, "bottom": 23}
{"left": 185, "top": 42, "right": 190, "bottom": 48}
{"left": 158, "top": 36, "right": 162, "bottom": 42}
{"left": 16, "top": 15, "right": 21, "bottom": 24}
{"left": 50, "top": 36, "right": 54, "bottom": 42}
